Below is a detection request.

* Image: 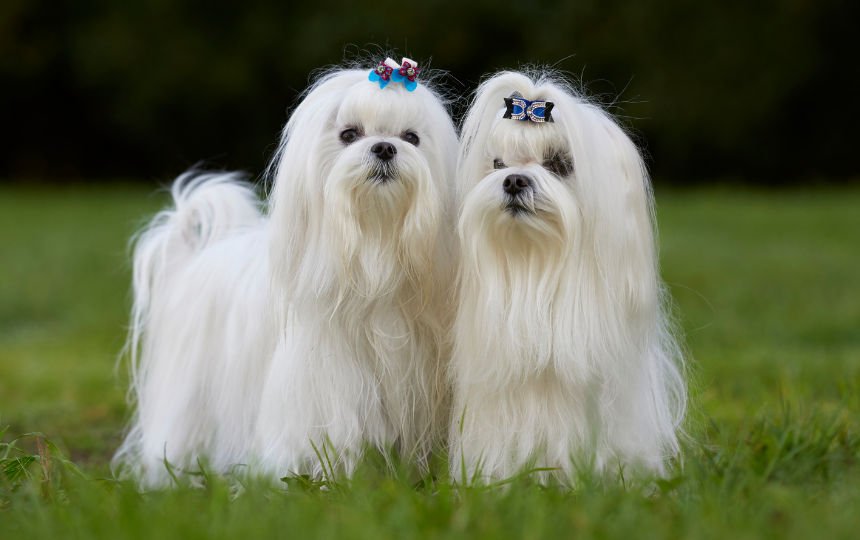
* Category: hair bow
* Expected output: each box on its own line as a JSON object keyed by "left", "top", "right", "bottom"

{"left": 368, "top": 57, "right": 421, "bottom": 91}
{"left": 392, "top": 58, "right": 420, "bottom": 91}
{"left": 503, "top": 97, "right": 554, "bottom": 123}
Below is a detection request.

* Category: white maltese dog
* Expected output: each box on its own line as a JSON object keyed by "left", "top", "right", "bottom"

{"left": 114, "top": 59, "right": 458, "bottom": 487}
{"left": 449, "top": 71, "right": 687, "bottom": 484}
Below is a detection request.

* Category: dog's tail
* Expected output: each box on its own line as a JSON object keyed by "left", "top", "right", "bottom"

{"left": 113, "top": 170, "right": 262, "bottom": 482}
{"left": 129, "top": 170, "right": 262, "bottom": 338}
{"left": 150, "top": 170, "right": 263, "bottom": 254}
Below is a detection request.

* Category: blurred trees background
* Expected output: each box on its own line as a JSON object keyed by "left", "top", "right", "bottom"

{"left": 1, "top": 0, "right": 857, "bottom": 184}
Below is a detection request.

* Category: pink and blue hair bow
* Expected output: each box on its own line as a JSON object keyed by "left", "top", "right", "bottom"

{"left": 369, "top": 57, "right": 421, "bottom": 91}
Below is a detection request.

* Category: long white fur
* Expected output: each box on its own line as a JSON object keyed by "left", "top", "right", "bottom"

{"left": 254, "top": 70, "right": 457, "bottom": 478}
{"left": 450, "top": 71, "right": 686, "bottom": 484}
{"left": 114, "top": 68, "right": 458, "bottom": 487}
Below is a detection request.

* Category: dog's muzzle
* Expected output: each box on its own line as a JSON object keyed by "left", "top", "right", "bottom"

{"left": 502, "top": 174, "right": 533, "bottom": 214}
{"left": 368, "top": 143, "right": 398, "bottom": 182}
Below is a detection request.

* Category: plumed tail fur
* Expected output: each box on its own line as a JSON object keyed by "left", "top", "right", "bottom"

{"left": 113, "top": 171, "right": 263, "bottom": 481}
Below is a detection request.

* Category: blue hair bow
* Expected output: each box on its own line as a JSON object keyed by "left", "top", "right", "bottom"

{"left": 503, "top": 97, "right": 554, "bottom": 123}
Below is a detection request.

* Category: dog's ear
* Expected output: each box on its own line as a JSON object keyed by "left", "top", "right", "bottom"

{"left": 457, "top": 72, "right": 534, "bottom": 206}
{"left": 266, "top": 71, "right": 366, "bottom": 299}
{"left": 562, "top": 101, "right": 687, "bottom": 461}
{"left": 409, "top": 83, "right": 460, "bottom": 271}
{"left": 596, "top": 110, "right": 658, "bottom": 320}
{"left": 562, "top": 96, "right": 660, "bottom": 339}
{"left": 605, "top": 118, "right": 658, "bottom": 317}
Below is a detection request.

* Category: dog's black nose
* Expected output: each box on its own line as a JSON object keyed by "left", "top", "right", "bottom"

{"left": 371, "top": 142, "right": 397, "bottom": 161}
{"left": 503, "top": 174, "right": 530, "bottom": 196}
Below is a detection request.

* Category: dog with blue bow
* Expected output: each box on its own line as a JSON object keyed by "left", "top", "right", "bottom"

{"left": 450, "top": 71, "right": 687, "bottom": 484}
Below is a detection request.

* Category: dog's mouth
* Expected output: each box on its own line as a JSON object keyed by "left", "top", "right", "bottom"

{"left": 503, "top": 198, "right": 535, "bottom": 216}
{"left": 372, "top": 172, "right": 395, "bottom": 183}
{"left": 505, "top": 203, "right": 530, "bottom": 215}
{"left": 369, "top": 162, "right": 397, "bottom": 183}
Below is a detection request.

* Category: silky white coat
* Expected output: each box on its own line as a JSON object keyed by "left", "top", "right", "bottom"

{"left": 450, "top": 72, "right": 686, "bottom": 484}
{"left": 113, "top": 67, "right": 458, "bottom": 487}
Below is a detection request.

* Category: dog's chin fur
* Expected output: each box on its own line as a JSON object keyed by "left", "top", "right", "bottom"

{"left": 113, "top": 69, "right": 458, "bottom": 488}
{"left": 450, "top": 71, "right": 687, "bottom": 485}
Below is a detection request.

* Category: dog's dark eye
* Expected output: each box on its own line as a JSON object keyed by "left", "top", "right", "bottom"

{"left": 493, "top": 159, "right": 507, "bottom": 170}
{"left": 401, "top": 132, "right": 420, "bottom": 146}
{"left": 340, "top": 129, "right": 360, "bottom": 144}
{"left": 543, "top": 154, "right": 573, "bottom": 177}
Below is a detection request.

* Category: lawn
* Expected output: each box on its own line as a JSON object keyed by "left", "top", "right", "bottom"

{"left": 1, "top": 184, "right": 858, "bottom": 538}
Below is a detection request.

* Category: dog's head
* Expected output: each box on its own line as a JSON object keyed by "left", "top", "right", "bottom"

{"left": 455, "top": 71, "right": 661, "bottom": 383}
{"left": 459, "top": 71, "right": 654, "bottom": 264}
{"left": 268, "top": 67, "right": 458, "bottom": 302}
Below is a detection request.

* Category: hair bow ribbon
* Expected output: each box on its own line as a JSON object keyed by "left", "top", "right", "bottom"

{"left": 503, "top": 97, "right": 554, "bottom": 123}
{"left": 369, "top": 57, "right": 421, "bottom": 91}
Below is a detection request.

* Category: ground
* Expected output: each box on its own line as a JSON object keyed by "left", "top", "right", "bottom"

{"left": 1, "top": 185, "right": 858, "bottom": 538}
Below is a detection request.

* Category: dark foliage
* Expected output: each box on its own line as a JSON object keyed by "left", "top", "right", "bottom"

{"left": 1, "top": 0, "right": 857, "bottom": 184}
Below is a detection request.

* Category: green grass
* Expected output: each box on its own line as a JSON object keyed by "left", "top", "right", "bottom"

{"left": 1, "top": 185, "right": 859, "bottom": 538}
